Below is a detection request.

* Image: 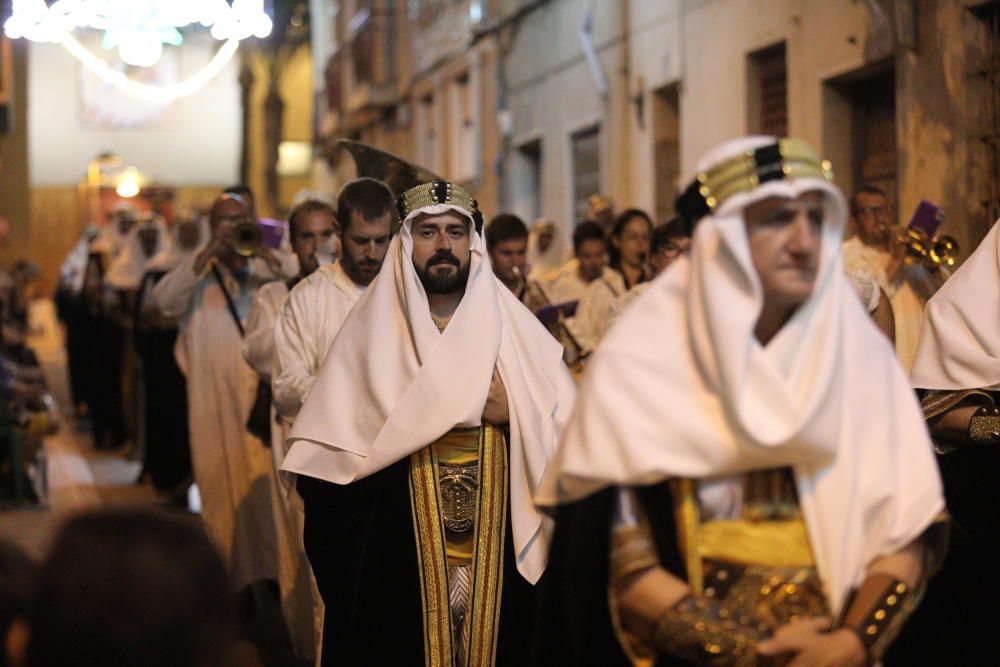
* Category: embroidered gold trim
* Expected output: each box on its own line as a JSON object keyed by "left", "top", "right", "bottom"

{"left": 466, "top": 424, "right": 507, "bottom": 667}
{"left": 409, "top": 447, "right": 454, "bottom": 666}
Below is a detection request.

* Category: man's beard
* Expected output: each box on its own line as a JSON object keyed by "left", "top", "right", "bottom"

{"left": 342, "top": 250, "right": 381, "bottom": 286}
{"left": 416, "top": 251, "right": 470, "bottom": 295}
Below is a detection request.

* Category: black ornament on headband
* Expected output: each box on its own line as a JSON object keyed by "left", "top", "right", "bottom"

{"left": 674, "top": 138, "right": 834, "bottom": 226}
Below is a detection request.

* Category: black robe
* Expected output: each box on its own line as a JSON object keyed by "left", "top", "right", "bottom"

{"left": 299, "top": 451, "right": 540, "bottom": 666}
{"left": 886, "top": 443, "right": 1000, "bottom": 667}
{"left": 133, "top": 271, "right": 191, "bottom": 491}
{"left": 530, "top": 483, "right": 692, "bottom": 667}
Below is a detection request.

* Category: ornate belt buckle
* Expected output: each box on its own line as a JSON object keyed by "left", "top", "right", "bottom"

{"left": 439, "top": 461, "right": 479, "bottom": 533}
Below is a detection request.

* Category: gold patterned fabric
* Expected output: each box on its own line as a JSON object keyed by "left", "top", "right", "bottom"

{"left": 409, "top": 425, "right": 508, "bottom": 667}
{"left": 609, "top": 469, "right": 829, "bottom": 663}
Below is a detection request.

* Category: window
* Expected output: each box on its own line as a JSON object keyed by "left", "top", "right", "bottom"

{"left": 571, "top": 125, "right": 601, "bottom": 222}
{"left": 513, "top": 138, "right": 542, "bottom": 221}
{"left": 748, "top": 43, "right": 788, "bottom": 137}
{"left": 448, "top": 72, "right": 478, "bottom": 182}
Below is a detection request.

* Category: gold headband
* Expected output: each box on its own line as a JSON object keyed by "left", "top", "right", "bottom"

{"left": 676, "top": 138, "right": 834, "bottom": 224}
{"left": 395, "top": 180, "right": 483, "bottom": 229}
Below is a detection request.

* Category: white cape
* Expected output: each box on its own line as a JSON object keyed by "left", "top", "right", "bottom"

{"left": 911, "top": 219, "right": 1000, "bottom": 390}
{"left": 284, "top": 204, "right": 576, "bottom": 584}
{"left": 537, "top": 137, "right": 943, "bottom": 616}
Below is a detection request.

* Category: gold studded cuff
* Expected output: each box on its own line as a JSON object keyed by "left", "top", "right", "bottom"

{"left": 968, "top": 407, "right": 1000, "bottom": 444}
{"left": 843, "top": 575, "right": 921, "bottom": 665}
{"left": 609, "top": 524, "right": 659, "bottom": 586}
{"left": 651, "top": 594, "right": 765, "bottom": 667}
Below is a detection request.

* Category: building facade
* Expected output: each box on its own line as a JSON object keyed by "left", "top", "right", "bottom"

{"left": 312, "top": 0, "right": 1000, "bottom": 260}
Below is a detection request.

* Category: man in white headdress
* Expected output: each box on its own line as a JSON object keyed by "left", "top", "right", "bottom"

{"left": 904, "top": 220, "right": 1000, "bottom": 665}
{"left": 134, "top": 213, "right": 207, "bottom": 495}
{"left": 91, "top": 205, "right": 139, "bottom": 261}
{"left": 271, "top": 178, "right": 395, "bottom": 419}
{"left": 526, "top": 218, "right": 562, "bottom": 282}
{"left": 534, "top": 138, "right": 945, "bottom": 667}
{"left": 241, "top": 196, "right": 340, "bottom": 662}
{"left": 104, "top": 215, "right": 167, "bottom": 294}
{"left": 283, "top": 180, "right": 576, "bottom": 666}
{"left": 152, "top": 193, "right": 278, "bottom": 593}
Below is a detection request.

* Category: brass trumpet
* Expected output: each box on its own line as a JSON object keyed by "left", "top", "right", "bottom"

{"left": 896, "top": 227, "right": 958, "bottom": 269}
{"left": 231, "top": 220, "right": 263, "bottom": 257}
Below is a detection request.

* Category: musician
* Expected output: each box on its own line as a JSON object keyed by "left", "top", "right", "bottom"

{"left": 566, "top": 209, "right": 653, "bottom": 355}
{"left": 485, "top": 213, "right": 548, "bottom": 312}
{"left": 842, "top": 185, "right": 945, "bottom": 371}
{"left": 152, "top": 193, "right": 279, "bottom": 593}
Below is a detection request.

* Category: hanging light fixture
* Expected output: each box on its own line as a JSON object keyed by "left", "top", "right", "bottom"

{"left": 4, "top": 0, "right": 273, "bottom": 101}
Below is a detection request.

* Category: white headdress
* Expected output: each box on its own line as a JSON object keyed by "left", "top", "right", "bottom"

{"left": 536, "top": 137, "right": 943, "bottom": 615}
{"left": 146, "top": 214, "right": 209, "bottom": 273}
{"left": 910, "top": 219, "right": 1000, "bottom": 390}
{"left": 104, "top": 215, "right": 168, "bottom": 290}
{"left": 284, "top": 181, "right": 576, "bottom": 584}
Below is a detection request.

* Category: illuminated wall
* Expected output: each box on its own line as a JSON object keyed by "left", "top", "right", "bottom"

{"left": 27, "top": 33, "right": 241, "bottom": 187}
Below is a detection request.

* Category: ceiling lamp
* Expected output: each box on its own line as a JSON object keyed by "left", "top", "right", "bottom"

{"left": 4, "top": 0, "right": 272, "bottom": 101}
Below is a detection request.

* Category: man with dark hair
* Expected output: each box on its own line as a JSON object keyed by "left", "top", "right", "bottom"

{"left": 654, "top": 216, "right": 693, "bottom": 272}
{"left": 22, "top": 508, "right": 234, "bottom": 667}
{"left": 242, "top": 197, "right": 339, "bottom": 660}
{"left": 542, "top": 221, "right": 610, "bottom": 305}
{"left": 842, "top": 184, "right": 943, "bottom": 371}
{"left": 485, "top": 213, "right": 547, "bottom": 310}
{"left": 272, "top": 178, "right": 395, "bottom": 421}
{"left": 153, "top": 193, "right": 279, "bottom": 594}
{"left": 283, "top": 180, "right": 576, "bottom": 665}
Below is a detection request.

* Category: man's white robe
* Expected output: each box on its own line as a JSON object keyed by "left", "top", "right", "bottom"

{"left": 242, "top": 279, "right": 320, "bottom": 661}
{"left": 152, "top": 254, "right": 278, "bottom": 591}
{"left": 842, "top": 236, "right": 944, "bottom": 372}
{"left": 272, "top": 261, "right": 365, "bottom": 419}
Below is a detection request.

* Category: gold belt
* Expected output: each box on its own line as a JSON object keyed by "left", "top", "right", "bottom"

{"left": 439, "top": 460, "right": 479, "bottom": 533}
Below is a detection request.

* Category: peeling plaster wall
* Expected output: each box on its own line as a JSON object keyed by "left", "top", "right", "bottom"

{"left": 897, "top": 0, "right": 991, "bottom": 259}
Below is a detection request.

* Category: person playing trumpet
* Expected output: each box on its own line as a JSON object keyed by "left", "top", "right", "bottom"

{"left": 842, "top": 185, "right": 947, "bottom": 372}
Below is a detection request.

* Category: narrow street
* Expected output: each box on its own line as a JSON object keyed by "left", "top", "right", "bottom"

{"left": 0, "top": 299, "right": 299, "bottom": 667}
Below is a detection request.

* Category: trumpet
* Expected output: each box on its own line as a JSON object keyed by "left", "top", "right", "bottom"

{"left": 231, "top": 220, "right": 263, "bottom": 257}
{"left": 896, "top": 227, "right": 958, "bottom": 269}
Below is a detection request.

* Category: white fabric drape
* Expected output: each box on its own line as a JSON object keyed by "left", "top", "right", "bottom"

{"left": 536, "top": 137, "right": 943, "bottom": 616}
{"left": 284, "top": 203, "right": 577, "bottom": 584}
{"left": 911, "top": 219, "right": 1000, "bottom": 390}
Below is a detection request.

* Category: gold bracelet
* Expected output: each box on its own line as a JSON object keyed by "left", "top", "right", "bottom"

{"left": 651, "top": 595, "right": 765, "bottom": 667}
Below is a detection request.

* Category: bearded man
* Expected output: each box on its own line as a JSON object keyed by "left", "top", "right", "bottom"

{"left": 282, "top": 181, "right": 576, "bottom": 666}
